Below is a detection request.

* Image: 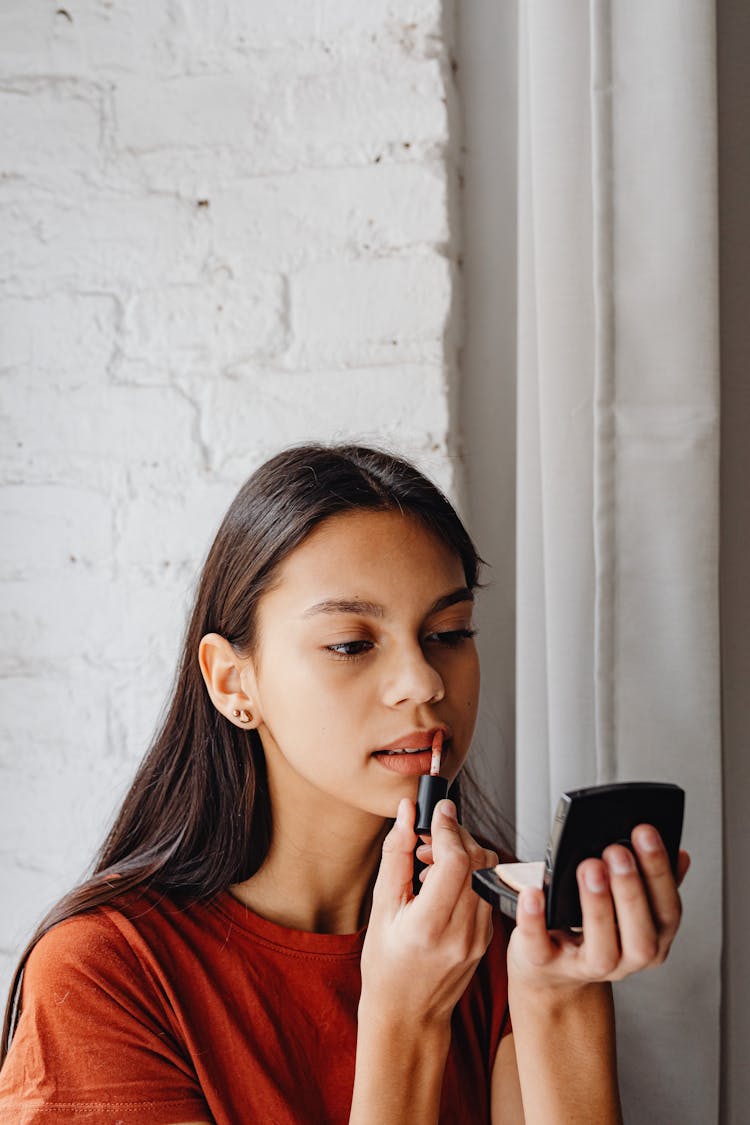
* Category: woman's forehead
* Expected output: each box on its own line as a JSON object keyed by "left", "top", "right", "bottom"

{"left": 264, "top": 509, "right": 468, "bottom": 611}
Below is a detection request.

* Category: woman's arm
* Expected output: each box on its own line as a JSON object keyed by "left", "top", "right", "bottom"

{"left": 491, "top": 1035, "right": 525, "bottom": 1125}
{"left": 349, "top": 1010, "right": 452, "bottom": 1124}
{"left": 491, "top": 825, "right": 690, "bottom": 1123}
{"left": 350, "top": 797, "right": 496, "bottom": 1124}
{"left": 493, "top": 983, "right": 620, "bottom": 1124}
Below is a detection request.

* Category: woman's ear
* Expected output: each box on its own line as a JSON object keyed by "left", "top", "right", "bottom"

{"left": 198, "top": 633, "right": 261, "bottom": 729}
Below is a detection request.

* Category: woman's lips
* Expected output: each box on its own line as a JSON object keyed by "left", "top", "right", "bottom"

{"left": 378, "top": 728, "right": 448, "bottom": 752}
{"left": 372, "top": 749, "right": 435, "bottom": 775}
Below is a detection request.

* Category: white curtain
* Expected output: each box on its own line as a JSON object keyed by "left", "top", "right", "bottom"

{"left": 515, "top": 2, "right": 722, "bottom": 1121}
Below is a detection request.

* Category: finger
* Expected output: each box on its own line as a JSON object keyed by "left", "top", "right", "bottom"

{"left": 371, "top": 798, "right": 418, "bottom": 915}
{"left": 602, "top": 843, "right": 659, "bottom": 970}
{"left": 454, "top": 826, "right": 497, "bottom": 872}
{"left": 418, "top": 826, "right": 494, "bottom": 881}
{"left": 676, "top": 849, "right": 691, "bottom": 887}
{"left": 414, "top": 800, "right": 472, "bottom": 926}
{"left": 416, "top": 807, "right": 496, "bottom": 960}
{"left": 417, "top": 815, "right": 496, "bottom": 952}
{"left": 513, "top": 888, "right": 556, "bottom": 967}
{"left": 426, "top": 799, "right": 464, "bottom": 860}
{"left": 444, "top": 837, "right": 497, "bottom": 934}
{"left": 576, "top": 859, "right": 620, "bottom": 978}
{"left": 630, "top": 826, "right": 683, "bottom": 944}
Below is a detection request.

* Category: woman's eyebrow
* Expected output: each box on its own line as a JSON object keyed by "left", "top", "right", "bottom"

{"left": 429, "top": 587, "right": 474, "bottom": 614}
{"left": 301, "top": 587, "right": 474, "bottom": 619}
{"left": 302, "top": 598, "right": 385, "bottom": 618}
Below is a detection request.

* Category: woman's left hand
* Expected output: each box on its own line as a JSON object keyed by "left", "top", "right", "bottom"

{"left": 508, "top": 824, "right": 691, "bottom": 991}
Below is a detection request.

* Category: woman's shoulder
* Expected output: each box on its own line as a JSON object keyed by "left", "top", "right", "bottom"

{"left": 28, "top": 900, "right": 124, "bottom": 959}
{"left": 16, "top": 890, "right": 211, "bottom": 1067}
{"left": 23, "top": 887, "right": 216, "bottom": 991}
{"left": 22, "top": 886, "right": 268, "bottom": 1003}
{"left": 24, "top": 892, "right": 162, "bottom": 996}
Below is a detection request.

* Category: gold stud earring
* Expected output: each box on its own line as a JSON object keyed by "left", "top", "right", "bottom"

{"left": 237, "top": 709, "right": 252, "bottom": 724}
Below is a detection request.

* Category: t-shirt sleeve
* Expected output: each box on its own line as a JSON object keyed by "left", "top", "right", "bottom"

{"left": 474, "top": 840, "right": 514, "bottom": 1051}
{"left": 0, "top": 913, "right": 211, "bottom": 1125}
{"left": 444, "top": 906, "right": 513, "bottom": 1119}
{"left": 486, "top": 910, "right": 513, "bottom": 1052}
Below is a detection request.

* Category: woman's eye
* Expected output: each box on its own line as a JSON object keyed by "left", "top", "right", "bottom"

{"left": 325, "top": 640, "right": 374, "bottom": 658}
{"left": 424, "top": 628, "right": 477, "bottom": 647}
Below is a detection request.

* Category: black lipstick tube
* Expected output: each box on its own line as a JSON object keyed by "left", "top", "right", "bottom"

{"left": 414, "top": 773, "right": 449, "bottom": 834}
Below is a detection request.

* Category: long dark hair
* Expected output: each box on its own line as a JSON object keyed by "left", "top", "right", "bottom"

{"left": 2, "top": 443, "right": 499, "bottom": 1060}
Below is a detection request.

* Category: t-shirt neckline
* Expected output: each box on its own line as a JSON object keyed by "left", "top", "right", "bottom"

{"left": 212, "top": 889, "right": 367, "bottom": 957}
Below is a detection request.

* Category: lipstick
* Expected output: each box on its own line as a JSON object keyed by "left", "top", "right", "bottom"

{"left": 414, "top": 730, "right": 449, "bottom": 834}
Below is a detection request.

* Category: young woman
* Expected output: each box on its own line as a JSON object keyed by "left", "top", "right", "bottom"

{"left": 0, "top": 444, "right": 688, "bottom": 1124}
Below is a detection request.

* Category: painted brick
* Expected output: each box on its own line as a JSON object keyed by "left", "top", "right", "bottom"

{"left": 1, "top": 385, "right": 203, "bottom": 479}
{"left": 0, "top": 82, "right": 104, "bottom": 192}
{"left": 115, "top": 479, "right": 238, "bottom": 570}
{"left": 121, "top": 275, "right": 288, "bottom": 379}
{"left": 0, "top": 294, "right": 120, "bottom": 388}
{"left": 0, "top": 2, "right": 443, "bottom": 82}
{"left": 0, "top": 484, "right": 113, "bottom": 579}
{"left": 206, "top": 163, "right": 450, "bottom": 273}
{"left": 202, "top": 365, "right": 451, "bottom": 474}
{"left": 0, "top": 575, "right": 120, "bottom": 675}
{"left": 173, "top": 0, "right": 443, "bottom": 54}
{"left": 0, "top": 676, "right": 108, "bottom": 774}
{"left": 0, "top": 0, "right": 461, "bottom": 1004}
{"left": 2, "top": 195, "right": 210, "bottom": 294}
{"left": 289, "top": 254, "right": 452, "bottom": 366}
{"left": 0, "top": 4, "right": 177, "bottom": 80}
{"left": 112, "top": 56, "right": 447, "bottom": 181}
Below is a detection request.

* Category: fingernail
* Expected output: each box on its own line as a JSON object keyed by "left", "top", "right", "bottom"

{"left": 636, "top": 826, "right": 661, "bottom": 853}
{"left": 396, "top": 799, "right": 410, "bottom": 829}
{"left": 607, "top": 848, "right": 635, "bottom": 875}
{"left": 522, "top": 890, "right": 544, "bottom": 916}
{"left": 584, "top": 865, "right": 608, "bottom": 893}
{"left": 439, "top": 799, "right": 457, "bottom": 821}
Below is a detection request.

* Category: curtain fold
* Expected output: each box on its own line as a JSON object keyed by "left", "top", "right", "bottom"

{"left": 515, "top": 2, "right": 722, "bottom": 1120}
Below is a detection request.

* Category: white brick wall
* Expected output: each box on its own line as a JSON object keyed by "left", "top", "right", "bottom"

{"left": 0, "top": 0, "right": 461, "bottom": 994}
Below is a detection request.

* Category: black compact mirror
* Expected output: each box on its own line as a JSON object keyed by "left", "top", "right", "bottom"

{"left": 472, "top": 781, "right": 685, "bottom": 930}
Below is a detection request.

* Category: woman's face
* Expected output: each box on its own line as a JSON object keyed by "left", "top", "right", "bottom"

{"left": 243, "top": 509, "right": 479, "bottom": 823}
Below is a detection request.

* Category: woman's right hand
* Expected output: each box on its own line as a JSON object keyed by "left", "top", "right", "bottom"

{"left": 359, "top": 796, "right": 495, "bottom": 1029}
{"left": 350, "top": 798, "right": 495, "bottom": 1123}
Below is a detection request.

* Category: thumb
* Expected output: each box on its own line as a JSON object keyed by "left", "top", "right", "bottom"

{"left": 371, "top": 798, "right": 417, "bottom": 915}
{"left": 513, "top": 888, "right": 555, "bottom": 967}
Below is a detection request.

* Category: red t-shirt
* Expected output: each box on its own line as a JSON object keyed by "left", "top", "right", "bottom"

{"left": 0, "top": 889, "right": 511, "bottom": 1124}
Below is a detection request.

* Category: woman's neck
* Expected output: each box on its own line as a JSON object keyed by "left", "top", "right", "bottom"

{"left": 230, "top": 798, "right": 391, "bottom": 934}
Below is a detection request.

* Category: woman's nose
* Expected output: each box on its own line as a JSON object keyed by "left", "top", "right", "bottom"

{"left": 381, "top": 643, "right": 445, "bottom": 707}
